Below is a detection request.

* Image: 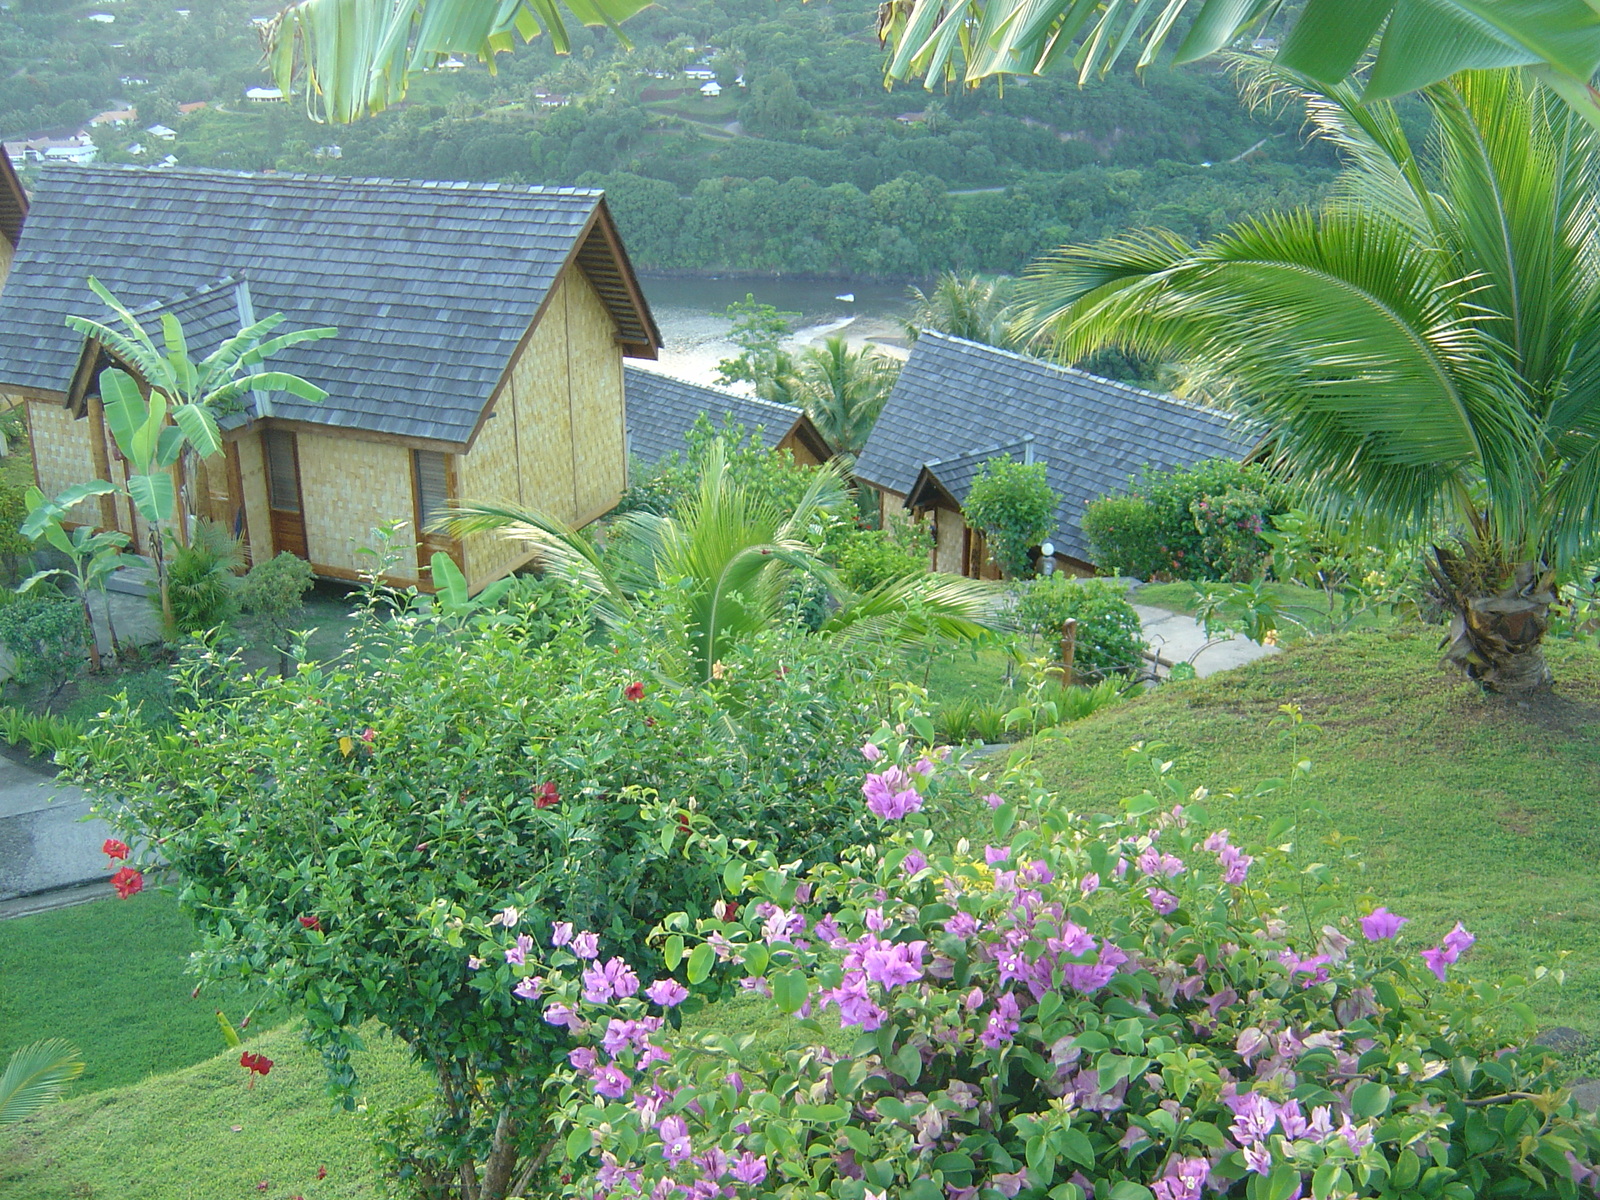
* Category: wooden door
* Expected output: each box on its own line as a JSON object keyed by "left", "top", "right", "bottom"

{"left": 264, "top": 430, "right": 307, "bottom": 559}
{"left": 195, "top": 443, "right": 250, "bottom": 558}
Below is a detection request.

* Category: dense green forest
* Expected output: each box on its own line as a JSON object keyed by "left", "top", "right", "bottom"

{"left": 1, "top": 0, "right": 1338, "bottom": 277}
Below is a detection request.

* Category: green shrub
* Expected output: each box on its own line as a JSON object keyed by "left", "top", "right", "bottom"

{"left": 934, "top": 696, "right": 1010, "bottom": 743}
{"left": 962, "top": 455, "right": 1060, "bottom": 579}
{"left": 71, "top": 598, "right": 891, "bottom": 1194}
{"left": 0, "top": 480, "right": 33, "bottom": 583}
{"left": 1083, "top": 458, "right": 1298, "bottom": 581}
{"left": 164, "top": 519, "right": 243, "bottom": 637}
{"left": 521, "top": 735, "right": 1600, "bottom": 1200}
{"left": 1014, "top": 575, "right": 1146, "bottom": 679}
{"left": 0, "top": 592, "right": 88, "bottom": 693}
{"left": 830, "top": 516, "right": 932, "bottom": 593}
{"left": 0, "top": 703, "right": 84, "bottom": 757}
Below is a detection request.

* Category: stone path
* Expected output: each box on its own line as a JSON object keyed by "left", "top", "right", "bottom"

{"left": 0, "top": 751, "right": 113, "bottom": 911}
{"left": 1134, "top": 603, "right": 1280, "bottom": 679}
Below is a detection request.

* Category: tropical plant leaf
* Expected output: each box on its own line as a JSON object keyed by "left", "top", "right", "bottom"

{"left": 171, "top": 403, "right": 224, "bottom": 459}
{"left": 0, "top": 1039, "right": 84, "bottom": 1125}
{"left": 125, "top": 472, "right": 176, "bottom": 525}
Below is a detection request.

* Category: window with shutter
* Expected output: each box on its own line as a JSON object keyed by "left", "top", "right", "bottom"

{"left": 265, "top": 431, "right": 300, "bottom": 513}
{"left": 414, "top": 450, "right": 451, "bottom": 531}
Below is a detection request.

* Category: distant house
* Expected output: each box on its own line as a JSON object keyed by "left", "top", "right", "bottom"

{"left": 854, "top": 332, "right": 1256, "bottom": 578}
{"left": 895, "top": 112, "right": 927, "bottom": 124}
{"left": 244, "top": 86, "right": 284, "bottom": 102}
{"left": 0, "top": 166, "right": 662, "bottom": 594}
{"left": 624, "top": 366, "right": 830, "bottom": 468}
{"left": 684, "top": 67, "right": 716, "bottom": 81}
{"left": 700, "top": 81, "right": 722, "bottom": 98}
{"left": 0, "top": 151, "right": 27, "bottom": 295}
{"left": 91, "top": 108, "right": 138, "bottom": 127}
{"left": 177, "top": 101, "right": 209, "bottom": 115}
{"left": 145, "top": 124, "right": 177, "bottom": 141}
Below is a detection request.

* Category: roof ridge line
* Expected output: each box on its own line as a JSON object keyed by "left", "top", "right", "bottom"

{"left": 625, "top": 364, "right": 803, "bottom": 416}
{"left": 44, "top": 162, "right": 604, "bottom": 199}
{"left": 919, "top": 329, "right": 1239, "bottom": 420}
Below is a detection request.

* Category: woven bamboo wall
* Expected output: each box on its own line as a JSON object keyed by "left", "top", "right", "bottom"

{"left": 0, "top": 237, "right": 13, "bottom": 298}
{"left": 459, "top": 266, "right": 626, "bottom": 591}
{"left": 297, "top": 431, "right": 419, "bottom": 581}
{"left": 564, "top": 270, "right": 627, "bottom": 521}
{"left": 28, "top": 400, "right": 100, "bottom": 523}
{"left": 235, "top": 431, "right": 269, "bottom": 564}
{"left": 933, "top": 502, "right": 966, "bottom": 574}
{"left": 777, "top": 429, "right": 824, "bottom": 466}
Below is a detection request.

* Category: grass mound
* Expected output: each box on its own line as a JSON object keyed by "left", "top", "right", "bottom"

{"left": 1027, "top": 627, "right": 1600, "bottom": 1033}
{"left": 0, "top": 1024, "right": 424, "bottom": 1199}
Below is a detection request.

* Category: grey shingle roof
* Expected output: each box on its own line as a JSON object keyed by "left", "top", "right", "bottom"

{"left": 911, "top": 437, "right": 1038, "bottom": 509}
{"left": 0, "top": 165, "right": 659, "bottom": 446}
{"left": 624, "top": 365, "right": 806, "bottom": 466}
{"left": 856, "top": 332, "right": 1257, "bottom": 563}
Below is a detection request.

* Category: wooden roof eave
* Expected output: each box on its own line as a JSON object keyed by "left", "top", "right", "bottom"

{"left": 905, "top": 465, "right": 963, "bottom": 513}
{"left": 0, "top": 150, "right": 27, "bottom": 248}
{"left": 785, "top": 413, "right": 834, "bottom": 464}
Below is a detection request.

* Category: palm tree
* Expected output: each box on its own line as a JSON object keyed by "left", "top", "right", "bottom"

{"left": 0, "top": 1040, "right": 84, "bottom": 1126}
{"left": 1018, "top": 69, "right": 1600, "bottom": 694}
{"left": 879, "top": 0, "right": 1600, "bottom": 125}
{"left": 785, "top": 336, "right": 900, "bottom": 457}
{"left": 446, "top": 441, "right": 1001, "bottom": 684}
{"left": 905, "top": 273, "right": 1018, "bottom": 349}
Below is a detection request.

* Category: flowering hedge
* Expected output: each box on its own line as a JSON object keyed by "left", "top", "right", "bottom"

{"left": 69, "top": 597, "right": 894, "bottom": 1198}
{"left": 487, "top": 735, "right": 1600, "bottom": 1200}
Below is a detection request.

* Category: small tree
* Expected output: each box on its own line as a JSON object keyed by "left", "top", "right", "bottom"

{"left": 65, "top": 279, "right": 334, "bottom": 627}
{"left": 961, "top": 455, "right": 1060, "bottom": 578}
{"left": 238, "top": 553, "right": 315, "bottom": 677}
{"left": 714, "top": 295, "right": 798, "bottom": 389}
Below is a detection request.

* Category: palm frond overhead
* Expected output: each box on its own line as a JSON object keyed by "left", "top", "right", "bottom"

{"left": 0, "top": 1039, "right": 84, "bottom": 1126}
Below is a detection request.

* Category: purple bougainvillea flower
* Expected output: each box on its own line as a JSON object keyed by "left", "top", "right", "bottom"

{"left": 984, "top": 792, "right": 1004, "bottom": 810}
{"left": 730, "top": 1152, "right": 768, "bottom": 1186}
{"left": 512, "top": 974, "right": 542, "bottom": 1000}
{"left": 1146, "top": 887, "right": 1179, "bottom": 915}
{"left": 1360, "top": 907, "right": 1409, "bottom": 941}
{"left": 550, "top": 921, "right": 573, "bottom": 947}
{"left": 1421, "top": 945, "right": 1453, "bottom": 982}
{"left": 1080, "top": 872, "right": 1100, "bottom": 896}
{"left": 1442, "top": 921, "right": 1476, "bottom": 958}
{"left": 860, "top": 742, "right": 883, "bottom": 762}
{"left": 645, "top": 979, "right": 689, "bottom": 1007}
{"left": 571, "top": 931, "right": 601, "bottom": 960}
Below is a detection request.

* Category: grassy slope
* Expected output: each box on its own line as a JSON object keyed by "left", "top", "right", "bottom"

{"left": 0, "top": 892, "right": 283, "bottom": 1093}
{"left": 1026, "top": 628, "right": 1600, "bottom": 1032}
{"left": 1, "top": 1024, "right": 425, "bottom": 1200}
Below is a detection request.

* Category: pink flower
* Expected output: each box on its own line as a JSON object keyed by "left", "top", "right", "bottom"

{"left": 645, "top": 979, "right": 689, "bottom": 1007}
{"left": 592, "top": 1063, "right": 630, "bottom": 1099}
{"left": 571, "top": 931, "right": 600, "bottom": 959}
{"left": 984, "top": 792, "right": 1004, "bottom": 809}
{"left": 900, "top": 850, "right": 928, "bottom": 876}
{"left": 1146, "top": 887, "right": 1179, "bottom": 915}
{"left": 1360, "top": 907, "right": 1408, "bottom": 941}
{"left": 512, "top": 975, "right": 542, "bottom": 999}
{"left": 860, "top": 742, "right": 883, "bottom": 762}
{"left": 504, "top": 933, "right": 533, "bottom": 966}
{"left": 466, "top": 955, "right": 483, "bottom": 970}
{"left": 1080, "top": 872, "right": 1100, "bottom": 896}
{"left": 550, "top": 921, "right": 573, "bottom": 947}
{"left": 730, "top": 1152, "right": 767, "bottom": 1186}
{"left": 1442, "top": 921, "right": 1475, "bottom": 957}
{"left": 1421, "top": 946, "right": 1453, "bottom": 982}
{"left": 984, "top": 845, "right": 1009, "bottom": 866}
{"left": 862, "top": 766, "right": 923, "bottom": 821}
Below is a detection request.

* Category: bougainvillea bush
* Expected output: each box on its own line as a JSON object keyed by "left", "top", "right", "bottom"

{"left": 67, "top": 592, "right": 895, "bottom": 1199}
{"left": 495, "top": 735, "right": 1600, "bottom": 1200}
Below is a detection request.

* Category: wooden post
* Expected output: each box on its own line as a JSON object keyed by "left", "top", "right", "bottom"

{"left": 1060, "top": 618, "right": 1078, "bottom": 686}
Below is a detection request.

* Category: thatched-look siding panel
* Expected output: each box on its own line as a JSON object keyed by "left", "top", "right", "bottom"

{"left": 933, "top": 504, "right": 965, "bottom": 574}
{"left": 458, "top": 267, "right": 625, "bottom": 592}
{"left": 235, "top": 431, "right": 269, "bottom": 565}
{"left": 28, "top": 400, "right": 99, "bottom": 524}
{"left": 0, "top": 237, "right": 14, "bottom": 297}
{"left": 296, "top": 432, "right": 418, "bottom": 581}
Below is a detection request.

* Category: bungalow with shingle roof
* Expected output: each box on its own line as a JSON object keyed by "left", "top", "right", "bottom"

{"left": 854, "top": 332, "right": 1257, "bottom": 577}
{"left": 0, "top": 164, "right": 661, "bottom": 592}
{"left": 624, "top": 366, "right": 831, "bottom": 468}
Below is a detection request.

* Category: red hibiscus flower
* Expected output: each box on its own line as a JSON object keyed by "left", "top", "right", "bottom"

{"left": 102, "top": 838, "right": 130, "bottom": 861}
{"left": 534, "top": 782, "right": 559, "bottom": 809}
{"left": 624, "top": 681, "right": 645, "bottom": 702}
{"left": 110, "top": 867, "right": 144, "bottom": 899}
{"left": 240, "top": 1051, "right": 273, "bottom": 1075}
{"left": 360, "top": 727, "right": 376, "bottom": 743}
{"left": 298, "top": 915, "right": 322, "bottom": 932}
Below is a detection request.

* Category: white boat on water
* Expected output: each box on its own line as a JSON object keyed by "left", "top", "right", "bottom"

{"left": 834, "top": 292, "right": 855, "bottom": 302}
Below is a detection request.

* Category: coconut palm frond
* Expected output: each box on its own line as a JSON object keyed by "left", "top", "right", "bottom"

{"left": 821, "top": 572, "right": 1008, "bottom": 647}
{"left": 0, "top": 1039, "right": 84, "bottom": 1126}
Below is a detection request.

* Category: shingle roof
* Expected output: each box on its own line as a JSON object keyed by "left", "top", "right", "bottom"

{"left": 624, "top": 365, "right": 810, "bottom": 465}
{"left": 856, "top": 332, "right": 1257, "bottom": 563}
{"left": 0, "top": 165, "right": 660, "bottom": 446}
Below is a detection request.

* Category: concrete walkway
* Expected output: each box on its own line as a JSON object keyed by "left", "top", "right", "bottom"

{"left": 1135, "top": 603, "right": 1280, "bottom": 678}
{"left": 0, "top": 753, "right": 114, "bottom": 909}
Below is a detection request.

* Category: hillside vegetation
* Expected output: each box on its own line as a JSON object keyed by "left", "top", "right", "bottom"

{"left": 2, "top": 0, "right": 1339, "bottom": 276}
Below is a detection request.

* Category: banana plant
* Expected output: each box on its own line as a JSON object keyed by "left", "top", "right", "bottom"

{"left": 18, "top": 482, "right": 140, "bottom": 671}
{"left": 65, "top": 279, "right": 336, "bottom": 625}
{"left": 427, "top": 550, "right": 514, "bottom": 619}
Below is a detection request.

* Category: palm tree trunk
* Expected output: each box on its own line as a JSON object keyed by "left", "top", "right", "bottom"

{"left": 1428, "top": 551, "right": 1555, "bottom": 694}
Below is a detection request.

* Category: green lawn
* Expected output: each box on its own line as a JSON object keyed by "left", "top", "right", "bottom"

{"left": 1025, "top": 627, "right": 1600, "bottom": 1033}
{"left": 0, "top": 1023, "right": 425, "bottom": 1200}
{"left": 1136, "top": 579, "right": 1397, "bottom": 644}
{"left": 0, "top": 891, "right": 283, "bottom": 1093}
